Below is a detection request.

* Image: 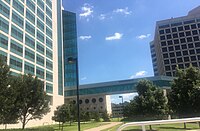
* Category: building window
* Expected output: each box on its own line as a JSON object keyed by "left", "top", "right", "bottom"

{"left": 174, "top": 39, "right": 179, "bottom": 44}
{"left": 167, "top": 40, "right": 173, "bottom": 45}
{"left": 184, "top": 25, "right": 190, "bottom": 30}
{"left": 79, "top": 100, "right": 82, "bottom": 104}
{"left": 195, "top": 42, "right": 200, "bottom": 47}
{"left": 185, "top": 63, "right": 190, "bottom": 68}
{"left": 192, "top": 30, "right": 198, "bottom": 35}
{"left": 185, "top": 31, "right": 191, "bottom": 36}
{"left": 25, "top": 48, "right": 35, "bottom": 61}
{"left": 165, "top": 29, "right": 171, "bottom": 33}
{"left": 187, "top": 37, "right": 193, "bottom": 42}
{"left": 166, "top": 34, "right": 172, "bottom": 39}
{"left": 160, "top": 36, "right": 165, "bottom": 40}
{"left": 191, "top": 56, "right": 197, "bottom": 61}
{"left": 162, "top": 47, "right": 167, "bottom": 52}
{"left": 193, "top": 36, "right": 199, "bottom": 41}
{"left": 166, "top": 72, "right": 172, "bottom": 76}
{"left": 99, "top": 98, "right": 103, "bottom": 102}
{"left": 181, "top": 44, "right": 187, "bottom": 50}
{"left": 170, "top": 59, "right": 176, "bottom": 64}
{"left": 24, "top": 61, "right": 34, "bottom": 75}
{"left": 189, "top": 50, "right": 195, "bottom": 55}
{"left": 178, "top": 64, "right": 184, "bottom": 69}
{"left": 85, "top": 99, "right": 89, "bottom": 104}
{"left": 197, "top": 49, "right": 200, "bottom": 53}
{"left": 169, "top": 52, "right": 175, "bottom": 57}
{"left": 168, "top": 46, "right": 174, "bottom": 51}
{"left": 180, "top": 38, "right": 186, "bottom": 43}
{"left": 184, "top": 57, "right": 190, "bottom": 62}
{"left": 177, "top": 58, "right": 183, "bottom": 62}
{"left": 183, "top": 50, "right": 188, "bottom": 55}
{"left": 191, "top": 24, "right": 197, "bottom": 29}
{"left": 172, "top": 27, "right": 177, "bottom": 32}
{"left": 192, "top": 62, "right": 198, "bottom": 67}
{"left": 92, "top": 98, "right": 96, "bottom": 103}
{"left": 161, "top": 41, "right": 166, "bottom": 46}
{"left": 164, "top": 59, "right": 170, "bottom": 64}
{"left": 188, "top": 43, "right": 194, "bottom": 48}
{"left": 178, "top": 26, "right": 183, "bottom": 31}
{"left": 159, "top": 30, "right": 164, "bottom": 35}
{"left": 173, "top": 34, "right": 178, "bottom": 38}
{"left": 0, "top": 34, "right": 8, "bottom": 49}
{"left": 176, "top": 52, "right": 182, "bottom": 56}
{"left": 163, "top": 53, "right": 169, "bottom": 58}
{"left": 175, "top": 45, "right": 180, "bottom": 50}
{"left": 179, "top": 32, "right": 185, "bottom": 37}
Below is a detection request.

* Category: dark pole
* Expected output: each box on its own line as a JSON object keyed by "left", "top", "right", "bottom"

{"left": 75, "top": 58, "right": 80, "bottom": 131}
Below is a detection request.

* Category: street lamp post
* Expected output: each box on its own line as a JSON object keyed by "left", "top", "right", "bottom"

{"left": 68, "top": 57, "right": 80, "bottom": 131}
{"left": 119, "top": 96, "right": 124, "bottom": 118}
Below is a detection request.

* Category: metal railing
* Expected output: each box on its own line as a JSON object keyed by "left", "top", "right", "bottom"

{"left": 117, "top": 117, "right": 200, "bottom": 131}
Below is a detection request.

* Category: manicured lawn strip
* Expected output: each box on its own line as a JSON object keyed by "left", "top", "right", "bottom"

{"left": 0, "top": 122, "right": 108, "bottom": 131}
{"left": 51, "top": 122, "right": 108, "bottom": 131}
{"left": 104, "top": 122, "right": 200, "bottom": 131}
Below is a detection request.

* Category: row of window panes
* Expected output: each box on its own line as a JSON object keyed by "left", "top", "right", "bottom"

{"left": 164, "top": 55, "right": 200, "bottom": 65}
{"left": 160, "top": 36, "right": 200, "bottom": 45}
{"left": 160, "top": 30, "right": 199, "bottom": 41}
{"left": 162, "top": 49, "right": 200, "bottom": 58}
{"left": 10, "top": 40, "right": 23, "bottom": 56}
{"left": 160, "top": 33, "right": 200, "bottom": 41}
{"left": 159, "top": 23, "right": 200, "bottom": 35}
{"left": 162, "top": 43, "right": 200, "bottom": 53}
{"left": 12, "top": 11, "right": 24, "bottom": 28}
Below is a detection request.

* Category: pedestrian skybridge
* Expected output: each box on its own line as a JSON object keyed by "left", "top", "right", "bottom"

{"left": 64, "top": 76, "right": 174, "bottom": 98}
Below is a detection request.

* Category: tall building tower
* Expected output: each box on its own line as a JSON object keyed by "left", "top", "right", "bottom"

{"left": 151, "top": 6, "right": 200, "bottom": 77}
{"left": 0, "top": 0, "right": 64, "bottom": 127}
{"left": 62, "top": 11, "right": 78, "bottom": 98}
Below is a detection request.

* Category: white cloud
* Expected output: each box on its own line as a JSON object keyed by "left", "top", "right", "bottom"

{"left": 105, "top": 33, "right": 123, "bottom": 41}
{"left": 81, "top": 77, "right": 87, "bottom": 81}
{"left": 113, "top": 7, "right": 132, "bottom": 15}
{"left": 79, "top": 35, "right": 92, "bottom": 40}
{"left": 79, "top": 3, "right": 93, "bottom": 18}
{"left": 99, "top": 14, "right": 106, "bottom": 20}
{"left": 111, "top": 93, "right": 138, "bottom": 104}
{"left": 129, "top": 71, "right": 147, "bottom": 79}
{"left": 136, "top": 34, "right": 151, "bottom": 40}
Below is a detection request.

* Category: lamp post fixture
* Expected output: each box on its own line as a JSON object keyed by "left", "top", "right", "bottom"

{"left": 68, "top": 57, "right": 80, "bottom": 131}
{"left": 119, "top": 96, "right": 124, "bottom": 118}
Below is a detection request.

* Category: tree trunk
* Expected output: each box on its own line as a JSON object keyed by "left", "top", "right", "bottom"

{"left": 149, "top": 125, "right": 152, "bottom": 131}
{"left": 198, "top": 122, "right": 200, "bottom": 128}
{"left": 184, "top": 122, "right": 186, "bottom": 129}
{"left": 22, "top": 115, "right": 26, "bottom": 129}
{"left": 61, "top": 122, "right": 64, "bottom": 131}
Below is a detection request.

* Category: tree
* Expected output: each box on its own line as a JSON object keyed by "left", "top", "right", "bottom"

{"left": 168, "top": 66, "right": 200, "bottom": 128}
{"left": 101, "top": 111, "right": 110, "bottom": 122}
{"left": 91, "top": 112, "right": 100, "bottom": 122}
{"left": 80, "top": 111, "right": 91, "bottom": 122}
{"left": 0, "top": 57, "right": 19, "bottom": 128}
{"left": 52, "top": 104, "right": 70, "bottom": 130}
{"left": 16, "top": 74, "right": 50, "bottom": 129}
{"left": 123, "top": 80, "right": 168, "bottom": 130}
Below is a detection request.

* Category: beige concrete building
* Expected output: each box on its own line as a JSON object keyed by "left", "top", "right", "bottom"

{"left": 0, "top": 0, "right": 64, "bottom": 128}
{"left": 66, "top": 95, "right": 112, "bottom": 115}
{"left": 151, "top": 6, "right": 200, "bottom": 76}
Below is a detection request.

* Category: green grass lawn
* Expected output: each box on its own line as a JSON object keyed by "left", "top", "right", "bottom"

{"left": 0, "top": 122, "right": 108, "bottom": 131}
{"left": 104, "top": 122, "right": 200, "bottom": 131}
{"left": 51, "top": 122, "right": 108, "bottom": 131}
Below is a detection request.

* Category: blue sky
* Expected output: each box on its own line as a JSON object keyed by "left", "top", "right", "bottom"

{"left": 63, "top": 0, "right": 200, "bottom": 103}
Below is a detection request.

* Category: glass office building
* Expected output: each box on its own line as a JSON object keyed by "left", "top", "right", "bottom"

{"left": 0, "top": 0, "right": 64, "bottom": 127}
{"left": 62, "top": 11, "right": 78, "bottom": 95}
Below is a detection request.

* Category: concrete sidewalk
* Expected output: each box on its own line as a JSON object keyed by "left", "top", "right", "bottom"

{"left": 84, "top": 122, "right": 122, "bottom": 131}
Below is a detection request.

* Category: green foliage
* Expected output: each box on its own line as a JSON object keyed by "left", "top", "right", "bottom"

{"left": 80, "top": 111, "right": 91, "bottom": 122}
{"left": 91, "top": 112, "right": 100, "bottom": 122}
{"left": 168, "top": 66, "right": 200, "bottom": 118}
{"left": 15, "top": 74, "right": 50, "bottom": 129}
{"left": 0, "top": 57, "right": 19, "bottom": 125}
{"left": 101, "top": 111, "right": 110, "bottom": 122}
{"left": 124, "top": 80, "right": 168, "bottom": 120}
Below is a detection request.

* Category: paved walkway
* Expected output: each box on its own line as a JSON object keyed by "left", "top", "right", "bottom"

{"left": 84, "top": 122, "right": 122, "bottom": 131}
